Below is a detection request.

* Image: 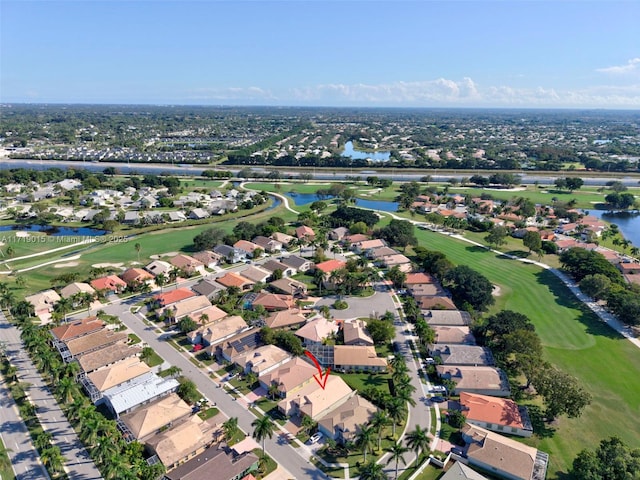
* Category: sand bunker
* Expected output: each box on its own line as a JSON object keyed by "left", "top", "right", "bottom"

{"left": 92, "top": 262, "right": 124, "bottom": 269}
{"left": 492, "top": 285, "right": 502, "bottom": 296}
{"left": 150, "top": 252, "right": 179, "bottom": 259}
{"left": 54, "top": 261, "right": 80, "bottom": 268}
{"left": 15, "top": 231, "right": 31, "bottom": 237}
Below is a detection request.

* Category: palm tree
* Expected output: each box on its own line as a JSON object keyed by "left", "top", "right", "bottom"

{"left": 359, "top": 460, "right": 389, "bottom": 480}
{"left": 390, "top": 356, "right": 408, "bottom": 378}
{"left": 15, "top": 275, "right": 26, "bottom": 288}
{"left": 223, "top": 417, "right": 239, "bottom": 443}
{"left": 395, "top": 385, "right": 417, "bottom": 408}
{"left": 134, "top": 242, "right": 141, "bottom": 263}
{"left": 268, "top": 383, "right": 280, "bottom": 400}
{"left": 63, "top": 360, "right": 80, "bottom": 380}
{"left": 35, "top": 431, "right": 53, "bottom": 451}
{"left": 155, "top": 273, "right": 167, "bottom": 291}
{"left": 245, "top": 371, "right": 258, "bottom": 388}
{"left": 103, "top": 452, "right": 131, "bottom": 480}
{"left": 57, "top": 377, "right": 79, "bottom": 403}
{"left": 0, "top": 290, "right": 16, "bottom": 309}
{"left": 53, "top": 297, "right": 73, "bottom": 322}
{"left": 386, "top": 442, "right": 409, "bottom": 480}
{"left": 67, "top": 397, "right": 87, "bottom": 422}
{"left": 0, "top": 441, "right": 12, "bottom": 472}
{"left": 252, "top": 416, "right": 275, "bottom": 454}
{"left": 165, "top": 365, "right": 182, "bottom": 378}
{"left": 370, "top": 410, "right": 390, "bottom": 452}
{"left": 93, "top": 439, "right": 119, "bottom": 465}
{"left": 386, "top": 399, "right": 406, "bottom": 438}
{"left": 199, "top": 312, "right": 209, "bottom": 327}
{"left": 354, "top": 424, "right": 376, "bottom": 463}
{"left": 301, "top": 415, "right": 316, "bottom": 436}
{"left": 41, "top": 445, "right": 65, "bottom": 476}
{"left": 405, "top": 425, "right": 430, "bottom": 461}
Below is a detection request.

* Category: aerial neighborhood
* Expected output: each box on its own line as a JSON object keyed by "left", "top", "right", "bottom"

{"left": 1, "top": 106, "right": 639, "bottom": 480}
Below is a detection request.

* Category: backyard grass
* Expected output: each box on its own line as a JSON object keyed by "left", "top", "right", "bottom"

{"left": 197, "top": 407, "right": 220, "bottom": 421}
{"left": 127, "top": 333, "right": 141, "bottom": 345}
{"left": 333, "top": 371, "right": 392, "bottom": 397}
{"left": 413, "top": 228, "right": 640, "bottom": 478}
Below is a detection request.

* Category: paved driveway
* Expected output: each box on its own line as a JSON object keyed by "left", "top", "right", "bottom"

{"left": 314, "top": 286, "right": 396, "bottom": 320}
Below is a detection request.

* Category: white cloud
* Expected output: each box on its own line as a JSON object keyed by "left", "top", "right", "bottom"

{"left": 291, "top": 78, "right": 640, "bottom": 107}
{"left": 183, "top": 77, "right": 640, "bottom": 108}
{"left": 597, "top": 57, "right": 640, "bottom": 74}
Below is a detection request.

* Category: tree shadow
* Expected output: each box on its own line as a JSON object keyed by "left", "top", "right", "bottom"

{"left": 465, "top": 245, "right": 489, "bottom": 254}
{"left": 524, "top": 404, "right": 556, "bottom": 439}
{"left": 362, "top": 374, "right": 386, "bottom": 387}
{"left": 504, "top": 250, "right": 530, "bottom": 259}
{"left": 534, "top": 269, "right": 620, "bottom": 340}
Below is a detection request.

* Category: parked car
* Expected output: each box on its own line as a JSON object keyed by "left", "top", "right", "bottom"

{"left": 192, "top": 344, "right": 203, "bottom": 352}
{"left": 308, "top": 432, "right": 323, "bottom": 444}
{"left": 424, "top": 357, "right": 435, "bottom": 365}
{"left": 431, "top": 385, "right": 447, "bottom": 393}
{"left": 431, "top": 396, "right": 446, "bottom": 403}
{"left": 451, "top": 447, "right": 465, "bottom": 456}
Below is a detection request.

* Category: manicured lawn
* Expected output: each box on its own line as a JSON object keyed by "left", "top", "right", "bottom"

{"left": 251, "top": 448, "right": 278, "bottom": 480}
{"left": 0, "top": 437, "right": 15, "bottom": 480}
{"left": 333, "top": 372, "right": 392, "bottom": 397}
{"left": 197, "top": 407, "right": 219, "bottom": 421}
{"left": 142, "top": 350, "right": 163, "bottom": 368}
{"left": 413, "top": 228, "right": 640, "bottom": 477}
{"left": 127, "top": 333, "right": 141, "bottom": 345}
{"left": 8, "top": 202, "right": 297, "bottom": 295}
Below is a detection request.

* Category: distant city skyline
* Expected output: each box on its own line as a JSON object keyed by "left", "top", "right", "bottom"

{"left": 1, "top": 1, "right": 639, "bottom": 108}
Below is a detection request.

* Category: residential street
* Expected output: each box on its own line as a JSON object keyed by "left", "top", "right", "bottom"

{"left": 100, "top": 303, "right": 324, "bottom": 480}
{"left": 0, "top": 355, "right": 48, "bottom": 480}
{"left": 0, "top": 311, "right": 102, "bottom": 480}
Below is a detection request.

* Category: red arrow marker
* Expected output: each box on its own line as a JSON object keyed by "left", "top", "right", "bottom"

{"left": 304, "top": 350, "right": 331, "bottom": 390}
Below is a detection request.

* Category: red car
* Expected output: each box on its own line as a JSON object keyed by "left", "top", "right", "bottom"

{"left": 192, "top": 344, "right": 203, "bottom": 352}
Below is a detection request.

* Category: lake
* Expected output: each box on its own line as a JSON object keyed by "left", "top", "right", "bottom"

{"left": 341, "top": 141, "right": 391, "bottom": 162}
{"left": 0, "top": 224, "right": 107, "bottom": 236}
{"left": 287, "top": 192, "right": 399, "bottom": 212}
{"left": 583, "top": 209, "right": 640, "bottom": 247}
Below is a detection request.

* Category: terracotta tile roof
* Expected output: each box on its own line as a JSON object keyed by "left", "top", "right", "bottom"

{"left": 334, "top": 346, "right": 388, "bottom": 369}
{"left": 405, "top": 272, "right": 435, "bottom": 284}
{"left": 159, "top": 295, "right": 212, "bottom": 320}
{"left": 252, "top": 293, "right": 295, "bottom": 310}
{"left": 90, "top": 275, "right": 127, "bottom": 292}
{"left": 342, "top": 319, "right": 373, "bottom": 345}
{"left": 417, "top": 296, "right": 457, "bottom": 310}
{"left": 188, "top": 305, "right": 227, "bottom": 324}
{"left": 317, "top": 394, "right": 377, "bottom": 442}
{"left": 462, "top": 424, "right": 543, "bottom": 480}
{"left": 50, "top": 316, "right": 104, "bottom": 342}
{"left": 436, "top": 365, "right": 511, "bottom": 396}
{"left": 315, "top": 259, "right": 346, "bottom": 273}
{"left": 233, "top": 239, "right": 260, "bottom": 252}
{"left": 295, "top": 317, "right": 339, "bottom": 343}
{"left": 154, "top": 288, "right": 196, "bottom": 307}
{"left": 233, "top": 344, "right": 291, "bottom": 375}
{"left": 121, "top": 393, "right": 192, "bottom": 440}
{"left": 343, "top": 234, "right": 369, "bottom": 244}
{"left": 460, "top": 392, "right": 529, "bottom": 430}
{"left": 78, "top": 344, "right": 142, "bottom": 374}
{"left": 169, "top": 253, "right": 204, "bottom": 270}
{"left": 164, "top": 448, "right": 258, "bottom": 480}
{"left": 65, "top": 329, "right": 128, "bottom": 356}
{"left": 87, "top": 357, "right": 150, "bottom": 392}
{"left": 216, "top": 272, "right": 254, "bottom": 288}
{"left": 260, "top": 357, "right": 318, "bottom": 395}
{"left": 265, "top": 309, "right": 307, "bottom": 329}
{"left": 121, "top": 268, "right": 154, "bottom": 285}
{"left": 295, "top": 225, "right": 315, "bottom": 239}
{"left": 433, "top": 326, "right": 476, "bottom": 344}
{"left": 60, "top": 282, "right": 96, "bottom": 299}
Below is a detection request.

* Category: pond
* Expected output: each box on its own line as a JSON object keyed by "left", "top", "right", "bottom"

{"left": 287, "top": 192, "right": 399, "bottom": 212}
{"left": 341, "top": 141, "right": 391, "bottom": 162}
{"left": 583, "top": 209, "right": 640, "bottom": 248}
{"left": 265, "top": 195, "right": 282, "bottom": 211}
{"left": 0, "top": 224, "right": 108, "bottom": 236}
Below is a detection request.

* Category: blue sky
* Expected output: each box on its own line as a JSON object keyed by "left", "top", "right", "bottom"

{"left": 1, "top": 1, "right": 639, "bottom": 108}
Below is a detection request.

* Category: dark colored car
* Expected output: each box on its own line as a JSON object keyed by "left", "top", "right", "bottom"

{"left": 431, "top": 396, "right": 446, "bottom": 403}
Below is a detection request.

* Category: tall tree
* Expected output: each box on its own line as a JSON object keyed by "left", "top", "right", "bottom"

{"left": 386, "top": 442, "right": 409, "bottom": 480}
{"left": 355, "top": 424, "right": 376, "bottom": 463}
{"left": 252, "top": 416, "right": 276, "bottom": 454}
{"left": 405, "top": 425, "right": 430, "bottom": 460}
